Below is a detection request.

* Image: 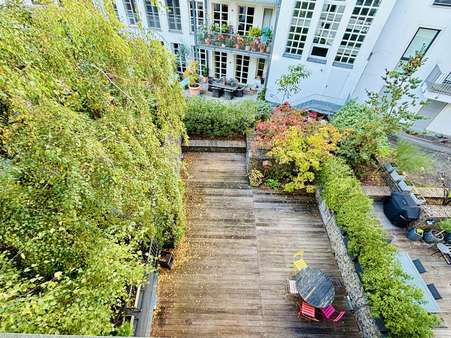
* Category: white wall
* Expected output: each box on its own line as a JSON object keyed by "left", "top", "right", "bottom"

{"left": 352, "top": 0, "right": 451, "bottom": 103}
{"left": 265, "top": 0, "right": 396, "bottom": 105}
{"left": 427, "top": 103, "right": 451, "bottom": 136}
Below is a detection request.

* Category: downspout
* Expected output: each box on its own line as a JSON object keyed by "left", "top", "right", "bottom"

{"left": 263, "top": 0, "right": 281, "bottom": 95}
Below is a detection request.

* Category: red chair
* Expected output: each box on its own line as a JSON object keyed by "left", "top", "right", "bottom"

{"left": 297, "top": 301, "right": 319, "bottom": 322}
{"left": 320, "top": 304, "right": 346, "bottom": 322}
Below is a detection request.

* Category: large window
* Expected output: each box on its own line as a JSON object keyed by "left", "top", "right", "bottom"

{"left": 433, "top": 0, "right": 451, "bottom": 6}
{"left": 285, "top": 0, "right": 317, "bottom": 56}
{"left": 173, "top": 43, "right": 186, "bottom": 76}
{"left": 401, "top": 28, "right": 440, "bottom": 60}
{"left": 195, "top": 48, "right": 208, "bottom": 75}
{"left": 144, "top": 0, "right": 161, "bottom": 29}
{"left": 214, "top": 51, "right": 227, "bottom": 79}
{"left": 238, "top": 6, "right": 255, "bottom": 35}
{"left": 334, "top": 0, "right": 381, "bottom": 65}
{"left": 190, "top": 1, "right": 205, "bottom": 32}
{"left": 235, "top": 55, "right": 250, "bottom": 84}
{"left": 213, "top": 3, "right": 228, "bottom": 27}
{"left": 311, "top": 1, "right": 345, "bottom": 58}
{"left": 257, "top": 58, "right": 266, "bottom": 83}
{"left": 123, "top": 0, "right": 138, "bottom": 25}
{"left": 167, "top": 0, "right": 182, "bottom": 31}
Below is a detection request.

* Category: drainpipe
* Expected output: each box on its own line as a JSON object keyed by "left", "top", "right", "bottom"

{"left": 263, "top": 0, "right": 281, "bottom": 97}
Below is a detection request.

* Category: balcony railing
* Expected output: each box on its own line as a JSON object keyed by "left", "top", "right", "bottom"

{"left": 196, "top": 29, "right": 273, "bottom": 58}
{"left": 426, "top": 71, "right": 451, "bottom": 96}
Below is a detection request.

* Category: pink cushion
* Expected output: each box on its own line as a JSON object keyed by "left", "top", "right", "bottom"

{"left": 333, "top": 310, "right": 346, "bottom": 322}
{"left": 321, "top": 305, "right": 335, "bottom": 319}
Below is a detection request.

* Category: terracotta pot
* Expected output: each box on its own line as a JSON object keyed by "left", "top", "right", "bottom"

{"left": 189, "top": 84, "right": 201, "bottom": 96}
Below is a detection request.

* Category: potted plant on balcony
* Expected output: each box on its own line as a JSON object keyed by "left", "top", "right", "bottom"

{"left": 235, "top": 34, "right": 244, "bottom": 49}
{"left": 438, "top": 219, "right": 451, "bottom": 243}
{"left": 259, "top": 41, "right": 267, "bottom": 53}
{"left": 244, "top": 36, "right": 252, "bottom": 51}
{"left": 183, "top": 60, "right": 201, "bottom": 96}
{"left": 250, "top": 39, "right": 259, "bottom": 52}
{"left": 248, "top": 26, "right": 262, "bottom": 39}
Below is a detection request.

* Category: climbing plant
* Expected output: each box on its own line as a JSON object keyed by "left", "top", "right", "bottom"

{"left": 0, "top": 0, "right": 185, "bottom": 334}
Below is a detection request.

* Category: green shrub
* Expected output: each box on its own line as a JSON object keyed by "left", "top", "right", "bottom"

{"left": 332, "top": 101, "right": 391, "bottom": 168}
{"left": 0, "top": 1, "right": 185, "bottom": 334}
{"left": 393, "top": 139, "right": 433, "bottom": 174}
{"left": 184, "top": 97, "right": 260, "bottom": 136}
{"left": 319, "top": 157, "right": 438, "bottom": 337}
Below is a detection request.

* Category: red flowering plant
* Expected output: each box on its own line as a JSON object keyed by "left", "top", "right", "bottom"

{"left": 254, "top": 106, "right": 307, "bottom": 148}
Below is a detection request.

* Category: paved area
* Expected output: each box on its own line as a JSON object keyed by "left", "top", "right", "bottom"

{"left": 152, "top": 151, "right": 359, "bottom": 337}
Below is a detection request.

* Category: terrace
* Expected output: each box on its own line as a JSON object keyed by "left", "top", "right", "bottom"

{"left": 195, "top": 25, "right": 273, "bottom": 59}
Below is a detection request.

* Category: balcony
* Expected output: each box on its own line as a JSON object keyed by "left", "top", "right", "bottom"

{"left": 195, "top": 26, "right": 273, "bottom": 59}
{"left": 424, "top": 66, "right": 451, "bottom": 103}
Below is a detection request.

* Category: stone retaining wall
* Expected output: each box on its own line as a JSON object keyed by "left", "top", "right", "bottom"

{"left": 315, "top": 189, "right": 381, "bottom": 338}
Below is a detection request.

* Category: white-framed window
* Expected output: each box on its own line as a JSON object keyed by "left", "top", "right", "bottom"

{"left": 214, "top": 51, "right": 227, "bottom": 79}
{"left": 235, "top": 55, "right": 250, "bottom": 84}
{"left": 167, "top": 0, "right": 182, "bottom": 31}
{"left": 144, "top": 0, "right": 161, "bottom": 29}
{"left": 401, "top": 27, "right": 440, "bottom": 61}
{"left": 212, "top": 3, "right": 228, "bottom": 27}
{"left": 123, "top": 0, "right": 139, "bottom": 25}
{"left": 285, "top": 0, "right": 317, "bottom": 56}
{"left": 190, "top": 1, "right": 205, "bottom": 33}
{"left": 112, "top": 2, "right": 120, "bottom": 19}
{"left": 262, "top": 8, "right": 273, "bottom": 29}
{"left": 334, "top": 0, "right": 381, "bottom": 65}
{"left": 433, "top": 0, "right": 451, "bottom": 6}
{"left": 173, "top": 43, "right": 186, "bottom": 76}
{"left": 257, "top": 58, "right": 266, "bottom": 83}
{"left": 310, "top": 1, "right": 345, "bottom": 58}
{"left": 195, "top": 48, "right": 209, "bottom": 76}
{"left": 238, "top": 6, "right": 255, "bottom": 35}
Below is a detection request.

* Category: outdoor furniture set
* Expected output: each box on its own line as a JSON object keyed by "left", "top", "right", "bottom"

{"left": 209, "top": 77, "right": 245, "bottom": 100}
{"left": 288, "top": 249, "right": 346, "bottom": 323}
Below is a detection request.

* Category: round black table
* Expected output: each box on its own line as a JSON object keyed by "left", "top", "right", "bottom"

{"left": 295, "top": 266, "right": 335, "bottom": 308}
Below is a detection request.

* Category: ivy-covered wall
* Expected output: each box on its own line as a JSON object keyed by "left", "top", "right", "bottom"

{"left": 0, "top": 0, "right": 185, "bottom": 334}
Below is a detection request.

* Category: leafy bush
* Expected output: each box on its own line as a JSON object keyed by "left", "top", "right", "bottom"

{"left": 319, "top": 157, "right": 438, "bottom": 337}
{"left": 269, "top": 123, "right": 341, "bottom": 192}
{"left": 184, "top": 97, "right": 260, "bottom": 136}
{"left": 393, "top": 139, "right": 433, "bottom": 174}
{"left": 256, "top": 100, "right": 272, "bottom": 121}
{"left": 0, "top": 1, "right": 185, "bottom": 334}
{"left": 332, "top": 100, "right": 391, "bottom": 168}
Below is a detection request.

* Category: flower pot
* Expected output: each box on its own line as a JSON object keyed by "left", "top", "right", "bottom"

{"left": 188, "top": 83, "right": 201, "bottom": 96}
{"left": 245, "top": 46, "right": 250, "bottom": 51}
{"left": 221, "top": 43, "right": 226, "bottom": 48}
{"left": 445, "top": 231, "right": 451, "bottom": 244}
{"left": 407, "top": 227, "right": 423, "bottom": 241}
{"left": 423, "top": 229, "right": 444, "bottom": 244}
{"left": 259, "top": 45, "right": 266, "bottom": 53}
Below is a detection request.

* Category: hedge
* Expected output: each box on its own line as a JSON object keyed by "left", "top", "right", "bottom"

{"left": 184, "top": 97, "right": 271, "bottom": 137}
{"left": 318, "top": 157, "right": 438, "bottom": 338}
{"left": 0, "top": 1, "right": 185, "bottom": 334}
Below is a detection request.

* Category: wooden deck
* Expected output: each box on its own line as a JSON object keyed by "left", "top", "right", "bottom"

{"left": 152, "top": 152, "right": 359, "bottom": 338}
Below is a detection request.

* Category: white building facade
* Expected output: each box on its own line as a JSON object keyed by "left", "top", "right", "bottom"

{"left": 3, "top": 0, "right": 451, "bottom": 136}
{"left": 102, "top": 0, "right": 451, "bottom": 137}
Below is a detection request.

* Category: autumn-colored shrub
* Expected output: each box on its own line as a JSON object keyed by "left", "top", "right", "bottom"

{"left": 254, "top": 106, "right": 341, "bottom": 192}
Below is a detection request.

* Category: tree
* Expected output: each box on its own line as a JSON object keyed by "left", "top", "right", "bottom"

{"left": 367, "top": 53, "right": 425, "bottom": 134}
{"left": 276, "top": 64, "right": 310, "bottom": 102}
{"left": 0, "top": 0, "right": 185, "bottom": 334}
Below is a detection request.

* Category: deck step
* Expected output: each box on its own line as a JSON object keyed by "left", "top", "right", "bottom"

{"left": 182, "top": 138, "right": 246, "bottom": 153}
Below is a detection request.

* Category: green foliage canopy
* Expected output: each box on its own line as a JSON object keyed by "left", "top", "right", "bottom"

{"left": 0, "top": 0, "right": 185, "bottom": 334}
{"left": 332, "top": 100, "right": 391, "bottom": 168}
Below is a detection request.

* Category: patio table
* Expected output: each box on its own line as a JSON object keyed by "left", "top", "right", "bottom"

{"left": 396, "top": 251, "right": 440, "bottom": 313}
{"left": 295, "top": 266, "right": 335, "bottom": 308}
